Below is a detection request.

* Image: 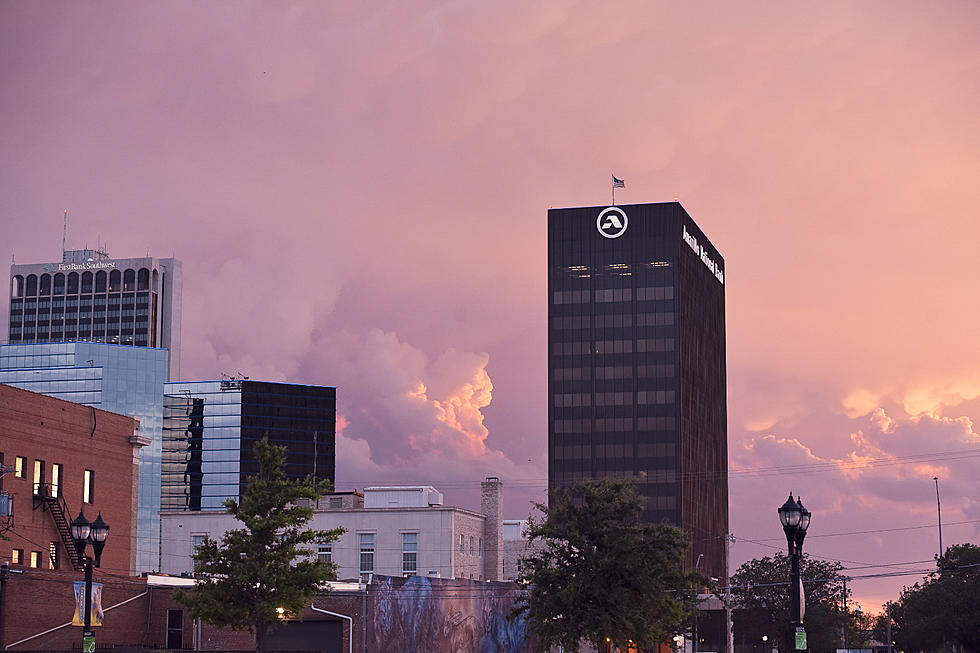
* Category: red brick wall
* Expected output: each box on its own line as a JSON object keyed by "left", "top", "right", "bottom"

{"left": 0, "top": 568, "right": 149, "bottom": 650}
{"left": 0, "top": 384, "right": 140, "bottom": 575}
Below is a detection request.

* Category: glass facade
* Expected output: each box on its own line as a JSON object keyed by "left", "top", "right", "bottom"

{"left": 547, "top": 202, "right": 729, "bottom": 579}
{"left": 162, "top": 380, "right": 336, "bottom": 511}
{"left": 0, "top": 341, "right": 169, "bottom": 572}
{"left": 8, "top": 250, "right": 182, "bottom": 379}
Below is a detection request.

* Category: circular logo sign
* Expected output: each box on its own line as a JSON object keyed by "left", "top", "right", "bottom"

{"left": 596, "top": 207, "right": 628, "bottom": 238}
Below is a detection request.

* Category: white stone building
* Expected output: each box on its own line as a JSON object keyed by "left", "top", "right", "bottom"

{"left": 160, "top": 478, "right": 512, "bottom": 582}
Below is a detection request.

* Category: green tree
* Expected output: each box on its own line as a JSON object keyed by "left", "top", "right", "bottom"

{"left": 174, "top": 437, "right": 344, "bottom": 652}
{"left": 729, "top": 553, "right": 847, "bottom": 652}
{"left": 894, "top": 543, "right": 980, "bottom": 653}
{"left": 513, "top": 478, "right": 703, "bottom": 652}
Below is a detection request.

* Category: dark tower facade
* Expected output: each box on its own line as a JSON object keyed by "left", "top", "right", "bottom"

{"left": 162, "top": 380, "right": 336, "bottom": 511}
{"left": 548, "top": 201, "right": 728, "bottom": 578}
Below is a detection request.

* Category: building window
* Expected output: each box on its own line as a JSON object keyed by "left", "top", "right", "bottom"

{"left": 317, "top": 544, "right": 332, "bottom": 564}
{"left": 51, "top": 463, "right": 63, "bottom": 499}
{"left": 479, "top": 538, "right": 483, "bottom": 557}
{"left": 191, "top": 534, "right": 207, "bottom": 555}
{"left": 459, "top": 534, "right": 464, "bottom": 553}
{"left": 33, "top": 459, "right": 45, "bottom": 496}
{"left": 402, "top": 533, "right": 418, "bottom": 577}
{"left": 469, "top": 536, "right": 474, "bottom": 555}
{"left": 167, "top": 609, "right": 184, "bottom": 650}
{"left": 83, "top": 469, "right": 95, "bottom": 503}
{"left": 11, "top": 549, "right": 23, "bottom": 565}
{"left": 359, "top": 533, "right": 375, "bottom": 574}
{"left": 49, "top": 542, "right": 59, "bottom": 569}
{"left": 29, "top": 551, "right": 40, "bottom": 568}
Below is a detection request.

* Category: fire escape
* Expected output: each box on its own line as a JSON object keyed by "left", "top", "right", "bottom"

{"left": 33, "top": 482, "right": 84, "bottom": 570}
{"left": 0, "top": 463, "right": 13, "bottom": 536}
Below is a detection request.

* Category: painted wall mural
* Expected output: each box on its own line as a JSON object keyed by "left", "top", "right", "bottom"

{"left": 367, "top": 575, "right": 531, "bottom": 652}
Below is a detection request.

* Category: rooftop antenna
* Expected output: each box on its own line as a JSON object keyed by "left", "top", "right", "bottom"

{"left": 62, "top": 209, "right": 69, "bottom": 257}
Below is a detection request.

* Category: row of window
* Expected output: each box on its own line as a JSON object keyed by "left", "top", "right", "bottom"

{"left": 554, "top": 390, "right": 676, "bottom": 408}
{"left": 1, "top": 453, "right": 95, "bottom": 503}
{"left": 11, "top": 269, "right": 155, "bottom": 297}
{"left": 11, "top": 292, "right": 152, "bottom": 308}
{"left": 552, "top": 286, "right": 675, "bottom": 305}
{"left": 553, "top": 364, "right": 675, "bottom": 381}
{"left": 9, "top": 543, "right": 60, "bottom": 569}
{"left": 553, "top": 416, "right": 676, "bottom": 433}
{"left": 553, "top": 338, "right": 676, "bottom": 356}
{"left": 554, "top": 442, "right": 678, "bottom": 462}
{"left": 310, "top": 531, "right": 486, "bottom": 579}
{"left": 552, "top": 312, "right": 676, "bottom": 330}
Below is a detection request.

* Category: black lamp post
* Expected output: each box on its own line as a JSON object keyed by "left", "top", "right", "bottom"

{"left": 71, "top": 510, "right": 110, "bottom": 652}
{"left": 777, "top": 494, "right": 810, "bottom": 651}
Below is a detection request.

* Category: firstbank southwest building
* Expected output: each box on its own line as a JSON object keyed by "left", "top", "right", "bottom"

{"left": 548, "top": 202, "right": 728, "bottom": 578}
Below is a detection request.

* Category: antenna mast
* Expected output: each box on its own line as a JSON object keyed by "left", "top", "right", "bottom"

{"left": 62, "top": 209, "right": 69, "bottom": 257}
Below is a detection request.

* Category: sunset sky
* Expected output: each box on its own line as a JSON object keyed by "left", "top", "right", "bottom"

{"left": 2, "top": 2, "right": 978, "bottom": 611}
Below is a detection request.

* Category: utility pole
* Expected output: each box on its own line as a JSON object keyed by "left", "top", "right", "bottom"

{"left": 933, "top": 477, "right": 943, "bottom": 563}
{"left": 841, "top": 576, "right": 848, "bottom": 650}
{"left": 886, "top": 602, "right": 893, "bottom": 653}
{"left": 0, "top": 561, "right": 8, "bottom": 650}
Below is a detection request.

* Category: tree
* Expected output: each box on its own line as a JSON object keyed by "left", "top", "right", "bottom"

{"left": 894, "top": 543, "right": 980, "bottom": 653}
{"left": 174, "top": 437, "right": 344, "bottom": 652}
{"left": 513, "top": 478, "right": 703, "bottom": 652}
{"left": 729, "top": 553, "right": 847, "bottom": 652}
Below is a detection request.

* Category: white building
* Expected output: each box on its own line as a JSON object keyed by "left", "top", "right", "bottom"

{"left": 160, "top": 478, "right": 510, "bottom": 582}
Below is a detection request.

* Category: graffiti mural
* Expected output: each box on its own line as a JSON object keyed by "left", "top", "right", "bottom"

{"left": 367, "top": 575, "right": 532, "bottom": 652}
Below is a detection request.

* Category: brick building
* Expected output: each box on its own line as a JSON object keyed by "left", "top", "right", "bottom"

{"left": 0, "top": 383, "right": 146, "bottom": 577}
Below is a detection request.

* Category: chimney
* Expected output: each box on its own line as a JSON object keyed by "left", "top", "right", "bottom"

{"left": 481, "top": 476, "right": 503, "bottom": 581}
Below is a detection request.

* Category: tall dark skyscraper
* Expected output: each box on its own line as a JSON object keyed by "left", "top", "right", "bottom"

{"left": 548, "top": 201, "right": 728, "bottom": 578}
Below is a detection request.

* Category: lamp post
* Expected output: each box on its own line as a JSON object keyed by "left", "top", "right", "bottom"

{"left": 777, "top": 494, "right": 810, "bottom": 652}
{"left": 71, "top": 510, "right": 110, "bottom": 652}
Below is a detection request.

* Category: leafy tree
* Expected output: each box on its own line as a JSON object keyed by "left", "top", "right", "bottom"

{"left": 729, "top": 553, "right": 847, "bottom": 652}
{"left": 894, "top": 543, "right": 980, "bottom": 653}
{"left": 174, "top": 437, "right": 344, "bottom": 652}
{"left": 513, "top": 478, "right": 703, "bottom": 652}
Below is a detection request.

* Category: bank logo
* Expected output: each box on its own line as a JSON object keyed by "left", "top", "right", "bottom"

{"left": 597, "top": 207, "right": 628, "bottom": 238}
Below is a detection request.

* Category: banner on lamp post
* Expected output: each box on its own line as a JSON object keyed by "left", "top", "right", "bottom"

{"left": 72, "top": 581, "right": 105, "bottom": 626}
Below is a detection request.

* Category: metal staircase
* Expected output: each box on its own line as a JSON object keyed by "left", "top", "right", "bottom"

{"left": 33, "top": 483, "right": 84, "bottom": 570}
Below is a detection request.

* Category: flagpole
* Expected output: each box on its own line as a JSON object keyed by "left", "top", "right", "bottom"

{"left": 611, "top": 175, "right": 615, "bottom": 206}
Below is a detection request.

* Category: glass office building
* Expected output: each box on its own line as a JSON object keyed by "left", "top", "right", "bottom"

{"left": 548, "top": 202, "right": 728, "bottom": 579}
{"left": 0, "top": 342, "right": 169, "bottom": 572}
{"left": 8, "top": 249, "right": 182, "bottom": 379}
{"left": 162, "top": 380, "right": 336, "bottom": 512}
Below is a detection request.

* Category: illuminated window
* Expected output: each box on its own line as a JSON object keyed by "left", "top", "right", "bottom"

{"left": 29, "top": 551, "right": 40, "bottom": 568}
{"left": 83, "top": 469, "right": 95, "bottom": 504}
{"left": 33, "top": 460, "right": 45, "bottom": 496}
{"left": 15, "top": 456, "right": 25, "bottom": 478}
{"left": 49, "top": 542, "right": 59, "bottom": 569}
{"left": 51, "top": 463, "right": 63, "bottom": 499}
{"left": 11, "top": 549, "right": 23, "bottom": 564}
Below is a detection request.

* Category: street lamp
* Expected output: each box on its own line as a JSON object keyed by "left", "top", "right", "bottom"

{"left": 71, "top": 510, "right": 110, "bottom": 652}
{"left": 778, "top": 494, "right": 810, "bottom": 651}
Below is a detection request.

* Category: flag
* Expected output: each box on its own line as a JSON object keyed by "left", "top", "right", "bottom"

{"left": 612, "top": 175, "right": 625, "bottom": 188}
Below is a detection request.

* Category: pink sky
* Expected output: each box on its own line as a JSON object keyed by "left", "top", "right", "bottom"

{"left": 2, "top": 2, "right": 978, "bottom": 612}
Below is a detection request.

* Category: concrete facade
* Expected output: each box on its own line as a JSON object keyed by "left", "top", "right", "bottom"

{"left": 161, "top": 480, "right": 512, "bottom": 582}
